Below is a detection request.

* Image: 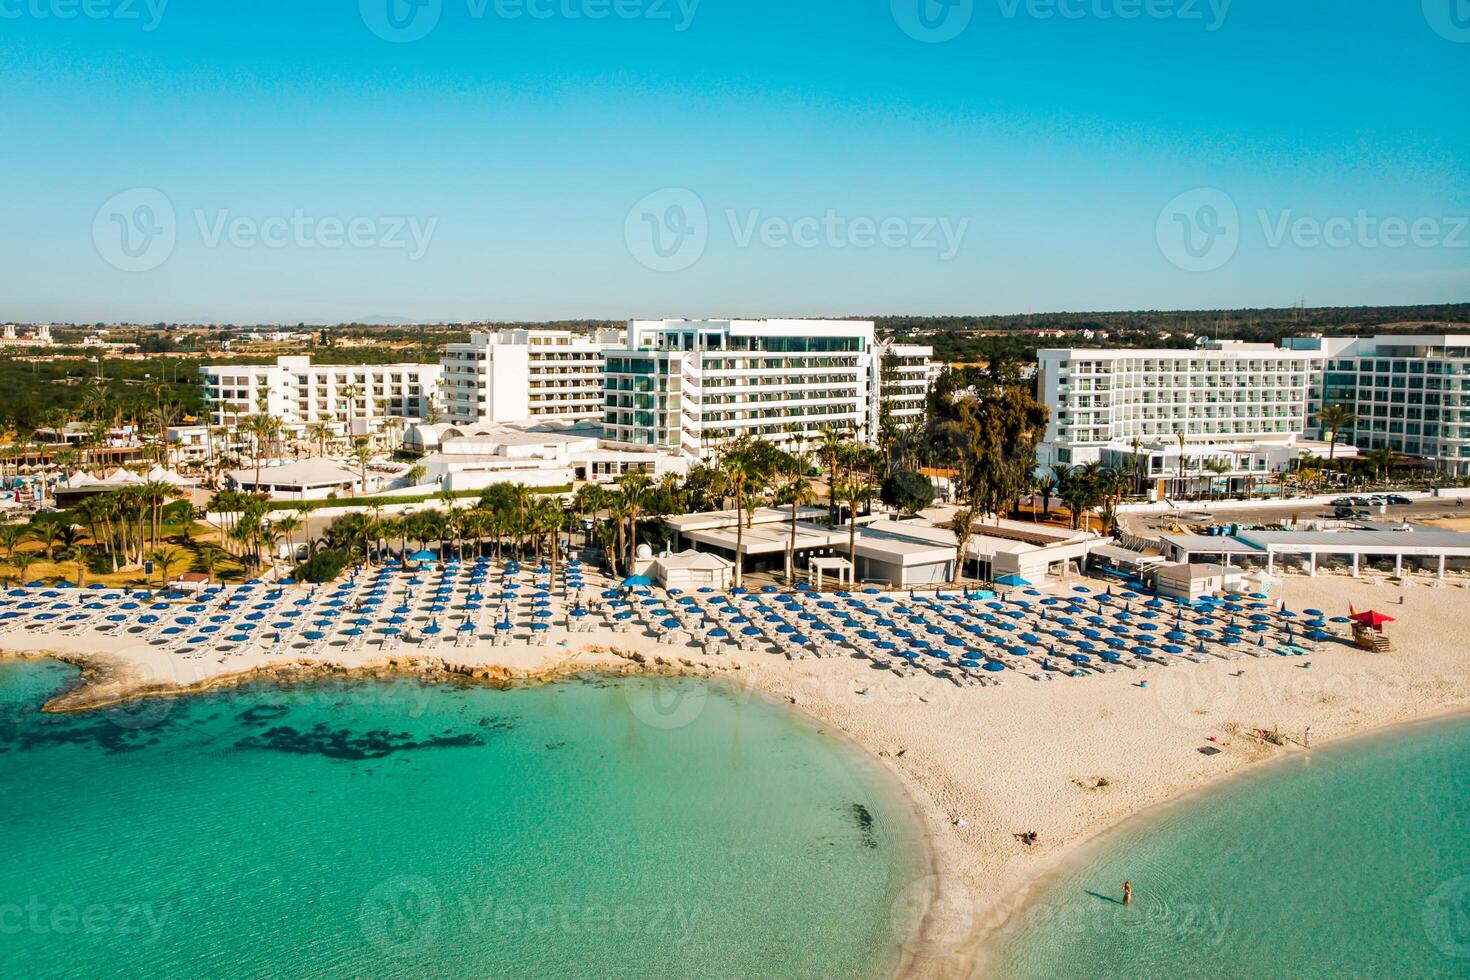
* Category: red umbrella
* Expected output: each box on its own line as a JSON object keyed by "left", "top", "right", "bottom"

{"left": 1348, "top": 607, "right": 1395, "bottom": 631}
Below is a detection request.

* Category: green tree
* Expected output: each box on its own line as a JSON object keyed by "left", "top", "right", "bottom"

{"left": 1316, "top": 404, "right": 1355, "bottom": 463}
{"left": 879, "top": 469, "right": 935, "bottom": 516}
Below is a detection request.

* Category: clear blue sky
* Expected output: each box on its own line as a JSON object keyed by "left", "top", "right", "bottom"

{"left": 2, "top": 0, "right": 1466, "bottom": 324}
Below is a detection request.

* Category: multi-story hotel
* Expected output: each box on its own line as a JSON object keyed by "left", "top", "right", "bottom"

{"left": 1310, "top": 334, "right": 1470, "bottom": 473}
{"left": 602, "top": 319, "right": 883, "bottom": 457}
{"left": 877, "top": 340, "right": 935, "bottom": 429}
{"left": 1035, "top": 339, "right": 1345, "bottom": 495}
{"left": 439, "top": 329, "right": 620, "bottom": 425}
{"left": 199, "top": 356, "right": 442, "bottom": 437}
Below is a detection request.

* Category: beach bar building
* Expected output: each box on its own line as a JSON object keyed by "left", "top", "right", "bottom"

{"left": 1160, "top": 526, "right": 1470, "bottom": 579}
{"left": 664, "top": 507, "right": 1103, "bottom": 589}
{"left": 650, "top": 550, "right": 734, "bottom": 591}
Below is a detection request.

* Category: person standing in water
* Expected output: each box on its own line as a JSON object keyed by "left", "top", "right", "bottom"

{"left": 1123, "top": 881, "right": 1132, "bottom": 906}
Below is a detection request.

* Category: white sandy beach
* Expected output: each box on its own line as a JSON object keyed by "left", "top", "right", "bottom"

{"left": 5, "top": 571, "right": 1469, "bottom": 979}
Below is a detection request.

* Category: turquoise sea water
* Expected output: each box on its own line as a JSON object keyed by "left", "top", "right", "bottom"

{"left": 0, "top": 659, "right": 922, "bottom": 979}
{"left": 995, "top": 716, "right": 1470, "bottom": 979}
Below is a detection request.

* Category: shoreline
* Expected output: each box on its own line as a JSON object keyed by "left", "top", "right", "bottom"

{"left": 4, "top": 573, "right": 1469, "bottom": 979}
{"left": 2, "top": 648, "right": 949, "bottom": 980}
{"left": 966, "top": 704, "right": 1470, "bottom": 977}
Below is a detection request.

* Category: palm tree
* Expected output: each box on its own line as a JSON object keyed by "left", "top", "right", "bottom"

{"left": 617, "top": 472, "right": 652, "bottom": 573}
{"left": 817, "top": 427, "right": 850, "bottom": 525}
{"left": 11, "top": 551, "right": 37, "bottom": 584}
{"left": 274, "top": 515, "right": 301, "bottom": 564}
{"left": 1316, "top": 404, "right": 1355, "bottom": 463}
{"left": 774, "top": 471, "right": 817, "bottom": 584}
{"left": 1363, "top": 447, "right": 1394, "bottom": 482}
{"left": 0, "top": 522, "right": 28, "bottom": 559}
{"left": 949, "top": 506, "right": 975, "bottom": 586}
{"left": 306, "top": 421, "right": 333, "bottom": 458}
{"left": 1036, "top": 475, "right": 1057, "bottom": 521}
{"left": 604, "top": 493, "right": 630, "bottom": 578}
{"left": 151, "top": 545, "right": 185, "bottom": 590}
{"left": 245, "top": 413, "right": 278, "bottom": 490}
{"left": 1175, "top": 430, "right": 1188, "bottom": 497}
{"left": 27, "top": 513, "right": 64, "bottom": 562}
{"left": 351, "top": 440, "right": 375, "bottom": 495}
{"left": 1205, "top": 458, "right": 1230, "bottom": 499}
{"left": 719, "top": 444, "right": 757, "bottom": 589}
{"left": 339, "top": 383, "right": 361, "bottom": 436}
{"left": 839, "top": 477, "right": 875, "bottom": 575}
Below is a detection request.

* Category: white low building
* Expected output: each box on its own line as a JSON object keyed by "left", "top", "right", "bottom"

{"left": 406, "top": 420, "right": 687, "bottom": 492}
{"left": 662, "top": 506, "right": 1102, "bottom": 588}
{"left": 228, "top": 459, "right": 363, "bottom": 500}
{"left": 650, "top": 550, "right": 734, "bottom": 591}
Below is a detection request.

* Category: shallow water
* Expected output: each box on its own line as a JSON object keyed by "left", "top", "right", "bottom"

{"left": 0, "top": 659, "right": 923, "bottom": 978}
{"left": 994, "top": 715, "right": 1470, "bottom": 978}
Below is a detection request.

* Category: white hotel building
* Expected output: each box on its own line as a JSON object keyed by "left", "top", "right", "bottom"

{"left": 601, "top": 319, "right": 883, "bottom": 458}
{"left": 1036, "top": 339, "right": 1348, "bottom": 495}
{"left": 439, "top": 328, "right": 621, "bottom": 425}
{"left": 199, "top": 356, "right": 442, "bottom": 438}
{"left": 878, "top": 341, "right": 936, "bottom": 428}
{"left": 1311, "top": 334, "right": 1470, "bottom": 474}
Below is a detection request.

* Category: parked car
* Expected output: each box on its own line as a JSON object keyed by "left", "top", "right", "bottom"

{"left": 1352, "top": 509, "right": 1372, "bottom": 519}
{"left": 1331, "top": 497, "right": 1353, "bottom": 507}
{"left": 1349, "top": 496, "right": 1372, "bottom": 506}
{"left": 1385, "top": 494, "right": 1411, "bottom": 505}
{"left": 1333, "top": 506, "right": 1356, "bottom": 519}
